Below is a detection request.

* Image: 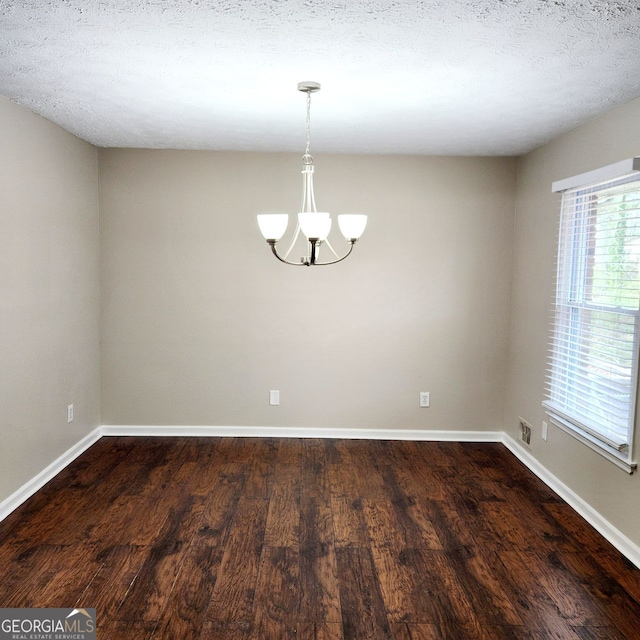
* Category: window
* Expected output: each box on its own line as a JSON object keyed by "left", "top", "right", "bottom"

{"left": 545, "top": 159, "right": 640, "bottom": 473}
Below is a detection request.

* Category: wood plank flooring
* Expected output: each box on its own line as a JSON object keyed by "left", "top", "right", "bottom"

{"left": 0, "top": 437, "right": 639, "bottom": 639}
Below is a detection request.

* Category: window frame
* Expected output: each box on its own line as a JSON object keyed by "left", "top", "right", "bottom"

{"left": 545, "top": 159, "right": 640, "bottom": 474}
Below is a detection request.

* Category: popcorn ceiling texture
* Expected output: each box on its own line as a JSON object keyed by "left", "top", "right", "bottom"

{"left": 0, "top": 0, "right": 639, "bottom": 155}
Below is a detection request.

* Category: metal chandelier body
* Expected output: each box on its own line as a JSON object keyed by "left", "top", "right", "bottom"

{"left": 257, "top": 81, "right": 367, "bottom": 266}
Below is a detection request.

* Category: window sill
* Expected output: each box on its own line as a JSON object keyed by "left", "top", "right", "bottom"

{"left": 544, "top": 408, "right": 636, "bottom": 474}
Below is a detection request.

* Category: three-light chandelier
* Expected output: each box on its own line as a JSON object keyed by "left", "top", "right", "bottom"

{"left": 257, "top": 81, "right": 367, "bottom": 266}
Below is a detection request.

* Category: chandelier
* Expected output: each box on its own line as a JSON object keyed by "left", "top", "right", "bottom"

{"left": 257, "top": 81, "right": 367, "bottom": 266}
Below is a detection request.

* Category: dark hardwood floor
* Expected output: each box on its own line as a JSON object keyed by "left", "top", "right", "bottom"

{"left": 0, "top": 437, "right": 639, "bottom": 639}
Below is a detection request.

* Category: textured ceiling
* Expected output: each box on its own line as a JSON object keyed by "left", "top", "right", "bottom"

{"left": 1, "top": 0, "right": 640, "bottom": 155}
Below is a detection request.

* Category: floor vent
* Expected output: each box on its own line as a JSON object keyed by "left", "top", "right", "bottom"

{"left": 519, "top": 418, "right": 532, "bottom": 446}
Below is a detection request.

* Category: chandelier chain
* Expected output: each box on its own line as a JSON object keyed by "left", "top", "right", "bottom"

{"left": 304, "top": 90, "right": 312, "bottom": 161}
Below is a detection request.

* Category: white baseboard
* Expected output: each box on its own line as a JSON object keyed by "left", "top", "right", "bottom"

{"left": 100, "top": 424, "right": 504, "bottom": 442}
{"left": 0, "top": 426, "right": 102, "bottom": 523}
{"left": 502, "top": 434, "right": 640, "bottom": 569}
{"left": 1, "top": 425, "right": 637, "bottom": 570}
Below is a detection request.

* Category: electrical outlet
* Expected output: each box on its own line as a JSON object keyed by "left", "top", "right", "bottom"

{"left": 67, "top": 404, "right": 74, "bottom": 423}
{"left": 519, "top": 417, "right": 531, "bottom": 446}
{"left": 419, "top": 392, "right": 430, "bottom": 408}
{"left": 542, "top": 420, "right": 548, "bottom": 442}
{"left": 269, "top": 390, "right": 280, "bottom": 406}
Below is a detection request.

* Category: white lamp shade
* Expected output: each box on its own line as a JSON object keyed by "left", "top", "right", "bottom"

{"left": 298, "top": 212, "right": 331, "bottom": 241}
{"left": 257, "top": 214, "right": 288, "bottom": 241}
{"left": 338, "top": 214, "right": 367, "bottom": 240}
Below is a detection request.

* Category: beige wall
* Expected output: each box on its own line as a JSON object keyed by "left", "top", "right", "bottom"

{"left": 506, "top": 95, "right": 640, "bottom": 545}
{"left": 0, "top": 95, "right": 100, "bottom": 503}
{"left": 99, "top": 150, "right": 517, "bottom": 431}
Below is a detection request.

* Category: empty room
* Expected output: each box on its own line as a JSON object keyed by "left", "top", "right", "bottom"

{"left": 1, "top": 1, "right": 640, "bottom": 639}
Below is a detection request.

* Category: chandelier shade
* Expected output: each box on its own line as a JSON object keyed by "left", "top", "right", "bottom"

{"left": 256, "top": 81, "right": 367, "bottom": 266}
{"left": 257, "top": 214, "right": 288, "bottom": 242}
{"left": 298, "top": 211, "right": 331, "bottom": 241}
{"left": 338, "top": 214, "right": 368, "bottom": 241}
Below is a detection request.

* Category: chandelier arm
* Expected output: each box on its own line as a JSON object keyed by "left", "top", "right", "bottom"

{"left": 299, "top": 179, "right": 306, "bottom": 212}
{"left": 323, "top": 237, "right": 341, "bottom": 260}
{"left": 268, "top": 241, "right": 308, "bottom": 266}
{"left": 282, "top": 221, "right": 302, "bottom": 261}
{"left": 306, "top": 169, "right": 317, "bottom": 212}
{"left": 310, "top": 241, "right": 356, "bottom": 266}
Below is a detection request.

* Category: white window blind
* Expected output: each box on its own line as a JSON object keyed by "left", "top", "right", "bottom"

{"left": 544, "top": 164, "right": 640, "bottom": 471}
